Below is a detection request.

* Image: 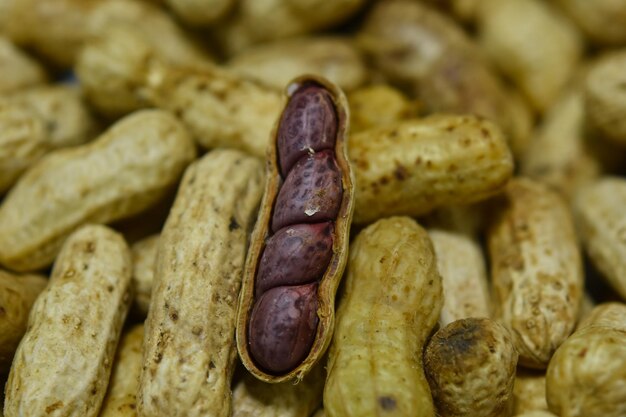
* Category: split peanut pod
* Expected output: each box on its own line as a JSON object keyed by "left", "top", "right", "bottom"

{"left": 236, "top": 75, "right": 354, "bottom": 382}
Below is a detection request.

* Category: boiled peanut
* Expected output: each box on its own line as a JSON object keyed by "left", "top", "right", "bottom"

{"left": 99, "top": 324, "right": 143, "bottom": 417}
{"left": 546, "top": 302, "right": 626, "bottom": 417}
{"left": 130, "top": 234, "right": 158, "bottom": 316}
{"left": 3, "top": 224, "right": 132, "bottom": 417}
{"left": 357, "top": 0, "right": 528, "bottom": 154}
{"left": 574, "top": 177, "right": 626, "bottom": 299}
{"left": 350, "top": 115, "right": 513, "bottom": 224}
{"left": 0, "top": 85, "right": 98, "bottom": 193}
{"left": 513, "top": 369, "right": 548, "bottom": 415}
{"left": 428, "top": 228, "right": 490, "bottom": 326}
{"left": 554, "top": 0, "right": 626, "bottom": 45}
{"left": 585, "top": 51, "right": 626, "bottom": 147}
{"left": 0, "top": 269, "right": 47, "bottom": 374}
{"left": 0, "top": 109, "right": 196, "bottom": 272}
{"left": 515, "top": 412, "right": 557, "bottom": 417}
{"left": 228, "top": 37, "right": 367, "bottom": 93}
{"left": 347, "top": 85, "right": 416, "bottom": 133}
{"left": 488, "top": 178, "right": 583, "bottom": 368}
{"left": 164, "top": 0, "right": 234, "bottom": 26}
{"left": 424, "top": 318, "right": 518, "bottom": 417}
{"left": 324, "top": 217, "right": 442, "bottom": 417}
{"left": 139, "top": 149, "right": 264, "bottom": 417}
{"left": 0, "top": 36, "right": 46, "bottom": 94}
{"left": 237, "top": 77, "right": 354, "bottom": 382}
{"left": 232, "top": 364, "right": 324, "bottom": 417}
{"left": 476, "top": 0, "right": 582, "bottom": 113}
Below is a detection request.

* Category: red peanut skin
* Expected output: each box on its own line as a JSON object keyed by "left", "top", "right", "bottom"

{"left": 272, "top": 150, "right": 343, "bottom": 232}
{"left": 255, "top": 222, "right": 334, "bottom": 298}
{"left": 248, "top": 283, "right": 319, "bottom": 374}
{"left": 277, "top": 85, "right": 337, "bottom": 176}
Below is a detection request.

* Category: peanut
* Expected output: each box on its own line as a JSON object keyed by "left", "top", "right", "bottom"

{"left": 139, "top": 149, "right": 264, "bottom": 417}
{"left": 99, "top": 324, "right": 143, "bottom": 417}
{"left": 513, "top": 369, "right": 548, "bottom": 415}
{"left": 164, "top": 0, "right": 234, "bottom": 26}
{"left": 428, "top": 228, "right": 490, "bottom": 326}
{"left": 554, "top": 0, "right": 626, "bottom": 45}
{"left": 476, "top": 0, "right": 582, "bottom": 113}
{"left": 573, "top": 177, "right": 626, "bottom": 299}
{"left": 232, "top": 364, "right": 324, "bottom": 417}
{"left": 324, "top": 217, "right": 442, "bottom": 417}
{"left": 0, "top": 269, "right": 47, "bottom": 374}
{"left": 350, "top": 115, "right": 513, "bottom": 224}
{"left": 228, "top": 37, "right": 367, "bottom": 93}
{"left": 488, "top": 178, "right": 583, "bottom": 368}
{"left": 424, "top": 318, "right": 518, "bottom": 417}
{"left": 0, "top": 109, "right": 196, "bottom": 272}
{"left": 130, "top": 234, "right": 159, "bottom": 317}
{"left": 585, "top": 51, "right": 626, "bottom": 147}
{"left": 237, "top": 77, "right": 354, "bottom": 381}
{"left": 347, "top": 85, "right": 416, "bottom": 133}
{"left": 546, "top": 302, "right": 626, "bottom": 417}
{"left": 0, "top": 85, "right": 98, "bottom": 193}
{"left": 515, "top": 412, "right": 557, "bottom": 417}
{"left": 3, "top": 224, "right": 132, "bottom": 417}
{"left": 357, "top": 0, "right": 529, "bottom": 155}
{"left": 0, "top": 36, "right": 46, "bottom": 94}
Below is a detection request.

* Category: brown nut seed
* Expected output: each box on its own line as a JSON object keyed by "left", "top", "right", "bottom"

{"left": 488, "top": 178, "right": 583, "bottom": 368}
{"left": 0, "top": 269, "right": 47, "bottom": 375}
{"left": 138, "top": 149, "right": 264, "bottom": 417}
{"left": 424, "top": 318, "right": 518, "bottom": 417}
{"left": 3, "top": 224, "right": 133, "bottom": 417}
{"left": 99, "top": 324, "right": 144, "bottom": 417}
{"left": 0, "top": 109, "right": 196, "bottom": 272}
{"left": 256, "top": 222, "right": 333, "bottom": 297}
{"left": 324, "top": 217, "right": 442, "bottom": 417}
{"left": 237, "top": 76, "right": 354, "bottom": 383}
{"left": 228, "top": 37, "right": 367, "bottom": 93}
{"left": 272, "top": 150, "right": 343, "bottom": 232}
{"left": 546, "top": 303, "right": 626, "bottom": 417}
{"left": 573, "top": 177, "right": 626, "bottom": 299}
{"left": 350, "top": 115, "right": 513, "bottom": 224}
{"left": 232, "top": 363, "right": 324, "bottom": 417}
{"left": 248, "top": 283, "right": 319, "bottom": 374}
{"left": 0, "top": 36, "right": 47, "bottom": 94}
{"left": 277, "top": 85, "right": 337, "bottom": 175}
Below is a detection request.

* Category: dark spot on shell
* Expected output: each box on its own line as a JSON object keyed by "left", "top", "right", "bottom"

{"left": 394, "top": 164, "right": 408, "bottom": 181}
{"left": 229, "top": 217, "right": 240, "bottom": 231}
{"left": 379, "top": 396, "right": 397, "bottom": 410}
{"left": 209, "top": 360, "right": 216, "bottom": 369}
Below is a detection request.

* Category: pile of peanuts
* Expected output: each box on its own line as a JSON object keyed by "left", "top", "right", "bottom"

{"left": 1, "top": 0, "right": 626, "bottom": 416}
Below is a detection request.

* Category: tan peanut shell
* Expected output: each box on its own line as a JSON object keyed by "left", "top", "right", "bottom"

{"left": 0, "top": 85, "right": 98, "bottom": 193}
{"left": 164, "top": 0, "right": 234, "bottom": 25}
{"left": 139, "top": 149, "right": 264, "bottom": 417}
{"left": 546, "top": 303, "right": 626, "bottom": 417}
{"left": 0, "top": 36, "right": 46, "bottom": 94}
{"left": 348, "top": 85, "right": 416, "bottom": 133}
{"left": 0, "top": 0, "right": 210, "bottom": 68}
{"left": 130, "top": 234, "right": 158, "bottom": 316}
{"left": 515, "top": 412, "right": 557, "bottom": 417}
{"left": 99, "top": 324, "right": 143, "bottom": 417}
{"left": 513, "top": 369, "right": 548, "bottom": 415}
{"left": 554, "top": 0, "right": 626, "bottom": 45}
{"left": 0, "top": 109, "right": 196, "bottom": 272}
{"left": 488, "top": 178, "right": 583, "bottom": 368}
{"left": 350, "top": 115, "right": 513, "bottom": 224}
{"left": 213, "top": 0, "right": 366, "bottom": 55}
{"left": 428, "top": 228, "right": 490, "bottom": 327}
{"left": 0, "top": 269, "right": 47, "bottom": 374}
{"left": 585, "top": 51, "right": 626, "bottom": 146}
{"left": 424, "top": 318, "right": 518, "bottom": 417}
{"left": 476, "top": 0, "right": 582, "bottom": 113}
{"left": 324, "top": 217, "right": 442, "bottom": 417}
{"left": 228, "top": 37, "right": 367, "bottom": 93}
{"left": 3, "top": 224, "right": 132, "bottom": 417}
{"left": 357, "top": 0, "right": 527, "bottom": 154}
{"left": 574, "top": 177, "right": 626, "bottom": 299}
{"left": 236, "top": 75, "right": 355, "bottom": 383}
{"left": 232, "top": 365, "right": 324, "bottom": 417}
